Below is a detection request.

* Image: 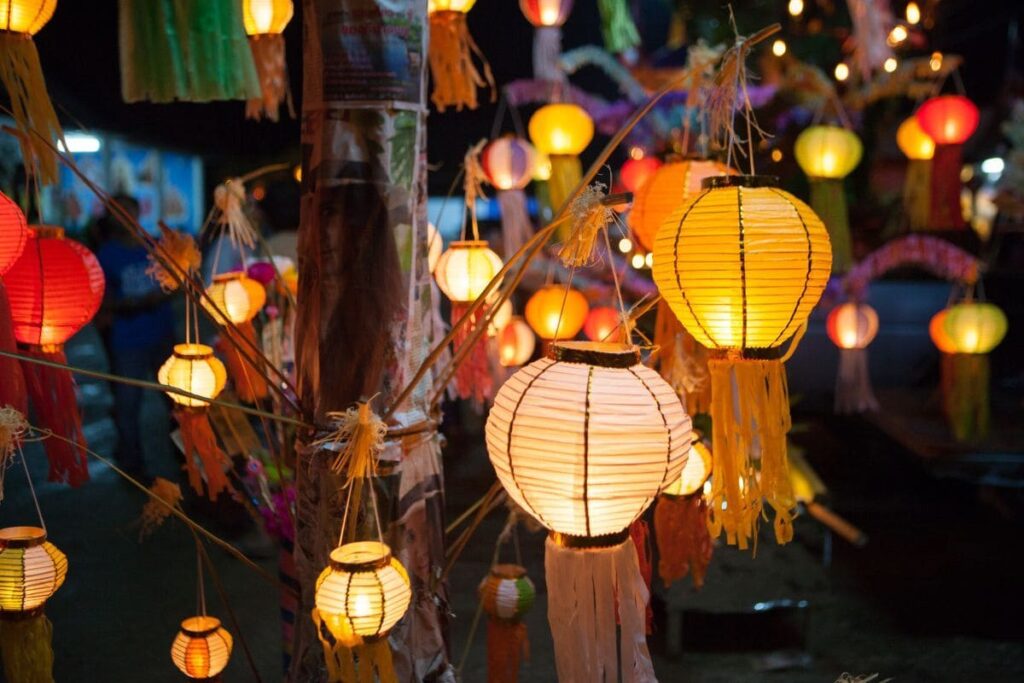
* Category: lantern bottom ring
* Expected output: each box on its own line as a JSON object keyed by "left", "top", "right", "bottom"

{"left": 17, "top": 342, "right": 63, "bottom": 355}
{"left": 0, "top": 606, "right": 45, "bottom": 622}
{"left": 703, "top": 174, "right": 780, "bottom": 190}
{"left": 549, "top": 529, "right": 630, "bottom": 549}
{"left": 707, "top": 346, "right": 786, "bottom": 362}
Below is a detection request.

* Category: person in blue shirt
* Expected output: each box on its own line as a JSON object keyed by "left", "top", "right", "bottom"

{"left": 95, "top": 196, "right": 176, "bottom": 480}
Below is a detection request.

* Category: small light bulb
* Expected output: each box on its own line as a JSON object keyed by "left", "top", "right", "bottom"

{"left": 772, "top": 39, "right": 787, "bottom": 57}
{"left": 834, "top": 63, "right": 850, "bottom": 81}
{"left": 906, "top": 2, "right": 921, "bottom": 24}
{"left": 644, "top": 252, "right": 654, "bottom": 267}
{"left": 629, "top": 146, "right": 644, "bottom": 160}
{"left": 884, "top": 57, "right": 898, "bottom": 73}
{"left": 929, "top": 51, "right": 943, "bottom": 72}
{"left": 630, "top": 253, "right": 644, "bottom": 269}
{"left": 887, "top": 25, "right": 908, "bottom": 46}
{"left": 771, "top": 148, "right": 783, "bottom": 162}
{"left": 618, "top": 237, "right": 633, "bottom": 253}
{"left": 788, "top": 0, "right": 804, "bottom": 16}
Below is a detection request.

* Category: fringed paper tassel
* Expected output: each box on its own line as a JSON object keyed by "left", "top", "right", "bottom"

{"left": 809, "top": 180, "right": 853, "bottom": 274}
{"left": 0, "top": 612, "right": 55, "bottom": 683}
{"left": 904, "top": 159, "right": 932, "bottom": 231}
{"left": 246, "top": 34, "right": 294, "bottom": 122}
{"left": 216, "top": 321, "right": 268, "bottom": 403}
{"left": 597, "top": 0, "right": 641, "bottom": 55}
{"left": 533, "top": 26, "right": 565, "bottom": 82}
{"left": 451, "top": 302, "right": 492, "bottom": 405}
{"left": 654, "top": 494, "right": 713, "bottom": 590}
{"left": 707, "top": 357, "right": 795, "bottom": 550}
{"left": 835, "top": 348, "right": 879, "bottom": 414}
{"left": 928, "top": 145, "right": 967, "bottom": 230}
{"left": 548, "top": 155, "right": 583, "bottom": 224}
{"left": 313, "top": 609, "right": 398, "bottom": 683}
{"left": 0, "top": 284, "right": 27, "bottom": 416}
{"left": 498, "top": 190, "right": 534, "bottom": 260}
{"left": 486, "top": 619, "right": 528, "bottom": 683}
{"left": 19, "top": 347, "right": 88, "bottom": 487}
{"left": 0, "top": 33, "right": 63, "bottom": 185}
{"left": 545, "top": 535, "right": 656, "bottom": 683}
{"left": 653, "top": 300, "right": 711, "bottom": 415}
{"left": 629, "top": 520, "right": 654, "bottom": 635}
{"left": 428, "top": 11, "right": 495, "bottom": 112}
{"left": 949, "top": 353, "right": 989, "bottom": 442}
{"left": 173, "top": 408, "right": 232, "bottom": 500}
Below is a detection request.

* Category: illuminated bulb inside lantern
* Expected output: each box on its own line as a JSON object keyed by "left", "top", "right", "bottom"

{"left": 618, "top": 237, "right": 632, "bottom": 253}
{"left": 352, "top": 593, "right": 372, "bottom": 618}
{"left": 884, "top": 58, "right": 898, "bottom": 73}
{"left": 772, "top": 39, "right": 787, "bottom": 57}
{"left": 906, "top": 2, "right": 920, "bottom": 24}
{"left": 538, "top": 0, "right": 561, "bottom": 25}
{"left": 963, "top": 328, "right": 979, "bottom": 351}
{"left": 835, "top": 63, "right": 849, "bottom": 81}
{"left": 788, "top": 0, "right": 803, "bottom": 16}
{"left": 250, "top": 0, "right": 274, "bottom": 32}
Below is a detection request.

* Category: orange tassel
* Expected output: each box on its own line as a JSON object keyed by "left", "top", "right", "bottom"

{"left": 174, "top": 408, "right": 233, "bottom": 500}
{"left": 486, "top": 618, "right": 528, "bottom": 683}
{"left": 246, "top": 33, "right": 293, "bottom": 122}
{"left": 654, "top": 494, "right": 713, "bottom": 590}
{"left": 451, "top": 302, "right": 492, "bottom": 405}
{"left": 216, "top": 321, "right": 268, "bottom": 403}
{"left": 653, "top": 299, "right": 711, "bottom": 415}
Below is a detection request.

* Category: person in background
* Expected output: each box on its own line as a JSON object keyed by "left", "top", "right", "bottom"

{"left": 96, "top": 195, "right": 176, "bottom": 480}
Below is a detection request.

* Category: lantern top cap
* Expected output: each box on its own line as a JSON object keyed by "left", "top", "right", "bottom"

{"left": 328, "top": 541, "right": 393, "bottom": 572}
{"left": 171, "top": 343, "right": 215, "bottom": 360}
{"left": 702, "top": 174, "right": 779, "bottom": 190}
{"left": 29, "top": 225, "right": 64, "bottom": 239}
{"left": 180, "top": 616, "right": 223, "bottom": 637}
{"left": 446, "top": 239, "right": 490, "bottom": 249}
{"left": 0, "top": 526, "right": 46, "bottom": 549}
{"left": 550, "top": 341, "right": 640, "bottom": 368}
{"left": 490, "top": 563, "right": 527, "bottom": 580}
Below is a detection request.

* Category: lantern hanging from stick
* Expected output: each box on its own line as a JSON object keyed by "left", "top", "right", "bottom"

{"left": 0, "top": 526, "right": 67, "bottom": 683}
{"left": 619, "top": 155, "right": 661, "bottom": 194}
{"left": 524, "top": 284, "right": 589, "bottom": 343}
{"left": 519, "top": 0, "right": 573, "bottom": 81}
{"left": 481, "top": 137, "right": 538, "bottom": 258}
{"left": 653, "top": 175, "right": 832, "bottom": 549}
{"left": 479, "top": 564, "right": 535, "bottom": 683}
{"left": 655, "top": 442, "right": 714, "bottom": 590}
{"left": 428, "top": 0, "right": 494, "bottom": 111}
{"left": 486, "top": 341, "right": 692, "bottom": 681}
{"left": 203, "top": 271, "right": 269, "bottom": 404}
{"left": 915, "top": 95, "right": 979, "bottom": 230}
{"left": 171, "top": 616, "right": 233, "bottom": 680}
{"left": 794, "top": 125, "right": 862, "bottom": 273}
{"left": 528, "top": 104, "right": 594, "bottom": 219}
{"left": 897, "top": 116, "right": 935, "bottom": 231}
{"left": 941, "top": 301, "right": 1007, "bottom": 442}
{"left": 5, "top": 227, "right": 104, "bottom": 487}
{"left": 0, "top": 0, "right": 62, "bottom": 184}
{"left": 497, "top": 316, "right": 536, "bottom": 367}
{"left": 0, "top": 191, "right": 28, "bottom": 414}
{"left": 241, "top": 0, "right": 295, "bottom": 121}
{"left": 826, "top": 302, "right": 880, "bottom": 414}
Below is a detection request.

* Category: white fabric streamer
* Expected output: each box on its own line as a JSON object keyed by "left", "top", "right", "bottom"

{"left": 533, "top": 26, "right": 566, "bottom": 83}
{"left": 835, "top": 347, "right": 879, "bottom": 414}
{"left": 545, "top": 536, "right": 657, "bottom": 683}
{"left": 497, "top": 189, "right": 534, "bottom": 260}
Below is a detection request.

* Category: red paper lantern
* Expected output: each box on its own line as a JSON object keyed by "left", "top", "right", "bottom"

{"left": 519, "top": 0, "right": 573, "bottom": 27}
{"left": 0, "top": 191, "right": 28, "bottom": 275}
{"left": 915, "top": 95, "right": 979, "bottom": 230}
{"left": 915, "top": 95, "right": 979, "bottom": 146}
{"left": 583, "top": 306, "right": 625, "bottom": 343}
{"left": 619, "top": 156, "right": 662, "bottom": 193}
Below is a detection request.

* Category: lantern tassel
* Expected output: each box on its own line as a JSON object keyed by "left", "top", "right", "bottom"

{"left": 486, "top": 618, "right": 529, "bottom": 683}
{"left": 313, "top": 609, "right": 398, "bottom": 683}
{"left": 596, "top": 0, "right": 641, "bottom": 55}
{"left": 497, "top": 190, "right": 534, "bottom": 261}
{"left": 653, "top": 299, "right": 711, "bottom": 415}
{"left": 809, "top": 179, "right": 853, "bottom": 274}
{"left": 545, "top": 536, "right": 656, "bottom": 683}
{"left": 0, "top": 33, "right": 63, "bottom": 185}
{"left": 533, "top": 26, "right": 564, "bottom": 82}
{"left": 949, "top": 353, "right": 989, "bottom": 442}
{"left": 246, "top": 34, "right": 293, "bottom": 122}
{"left": 904, "top": 159, "right": 932, "bottom": 231}
{"left": 173, "top": 408, "right": 233, "bottom": 500}
{"left": 547, "top": 155, "right": 583, "bottom": 224}
{"left": 0, "top": 612, "right": 55, "bottom": 683}
{"left": 707, "top": 357, "right": 795, "bottom": 550}
{"left": 428, "top": 11, "right": 495, "bottom": 112}
{"left": 450, "top": 302, "right": 493, "bottom": 406}
{"left": 835, "top": 347, "right": 879, "bottom": 414}
{"left": 929, "top": 144, "right": 967, "bottom": 229}
{"left": 654, "top": 494, "right": 714, "bottom": 590}
{"left": 20, "top": 347, "right": 89, "bottom": 487}
{"left": 216, "top": 321, "right": 269, "bottom": 403}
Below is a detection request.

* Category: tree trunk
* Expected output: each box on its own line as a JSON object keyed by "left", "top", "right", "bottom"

{"left": 291, "top": 2, "right": 451, "bottom": 680}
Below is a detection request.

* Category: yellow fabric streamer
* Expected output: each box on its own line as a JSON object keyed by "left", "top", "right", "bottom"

{"left": 0, "top": 33, "right": 63, "bottom": 185}
{"left": 0, "top": 612, "right": 55, "bottom": 683}
{"left": 558, "top": 184, "right": 612, "bottom": 268}
{"left": 313, "top": 608, "right": 398, "bottom": 683}
{"left": 428, "top": 11, "right": 494, "bottom": 112}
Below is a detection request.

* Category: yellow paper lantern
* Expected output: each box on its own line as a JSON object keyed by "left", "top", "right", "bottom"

{"left": 158, "top": 344, "right": 228, "bottom": 408}
{"left": 314, "top": 542, "right": 411, "bottom": 643}
{"left": 943, "top": 302, "right": 1007, "bottom": 354}
{"left": 0, "top": 0, "right": 56, "bottom": 35}
{"left": 170, "top": 616, "right": 233, "bottom": 680}
{"left": 898, "top": 116, "right": 935, "bottom": 231}
{"left": 486, "top": 342, "right": 692, "bottom": 539}
{"left": 0, "top": 526, "right": 67, "bottom": 613}
{"left": 529, "top": 104, "right": 594, "bottom": 214}
{"left": 433, "top": 240, "right": 503, "bottom": 303}
{"left": 793, "top": 125, "right": 862, "bottom": 179}
{"left": 826, "top": 303, "right": 879, "bottom": 350}
{"left": 662, "top": 442, "right": 712, "bottom": 498}
{"left": 203, "top": 271, "right": 267, "bottom": 325}
{"left": 498, "top": 316, "right": 536, "bottom": 367}
{"left": 525, "top": 284, "right": 589, "bottom": 340}
{"left": 629, "top": 159, "right": 735, "bottom": 251}
{"left": 429, "top": 0, "right": 476, "bottom": 11}
{"left": 242, "top": 0, "right": 293, "bottom": 35}
{"left": 897, "top": 116, "right": 935, "bottom": 161}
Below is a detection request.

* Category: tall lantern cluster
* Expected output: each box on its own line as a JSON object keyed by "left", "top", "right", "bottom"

{"left": 897, "top": 116, "right": 936, "bottom": 230}
{"left": 528, "top": 103, "right": 594, "bottom": 218}
{"left": 915, "top": 95, "right": 979, "bottom": 229}
{"left": 480, "top": 136, "right": 537, "bottom": 257}
{"left": 826, "top": 302, "right": 880, "bottom": 414}
{"left": 241, "top": 0, "right": 293, "bottom": 121}
{"left": 519, "top": 0, "right": 573, "bottom": 81}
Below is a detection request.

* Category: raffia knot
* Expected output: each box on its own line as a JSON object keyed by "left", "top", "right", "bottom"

{"left": 317, "top": 401, "right": 388, "bottom": 483}
{"left": 0, "top": 406, "right": 28, "bottom": 457}
{"left": 213, "top": 178, "right": 257, "bottom": 249}
{"left": 558, "top": 183, "right": 612, "bottom": 268}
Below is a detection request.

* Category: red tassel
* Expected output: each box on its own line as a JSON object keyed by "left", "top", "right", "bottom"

{"left": 654, "top": 494, "right": 714, "bottom": 590}
{"left": 216, "top": 321, "right": 268, "bottom": 404}
{"left": 0, "top": 283, "right": 27, "bottom": 414}
{"left": 173, "top": 408, "right": 233, "bottom": 500}
{"left": 928, "top": 144, "right": 966, "bottom": 230}
{"left": 451, "top": 302, "right": 492, "bottom": 404}
{"left": 486, "top": 618, "right": 528, "bottom": 683}
{"left": 630, "top": 519, "right": 654, "bottom": 634}
{"left": 19, "top": 346, "right": 88, "bottom": 486}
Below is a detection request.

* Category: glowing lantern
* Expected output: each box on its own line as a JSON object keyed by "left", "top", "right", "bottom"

{"left": 929, "top": 309, "right": 957, "bottom": 353}
{"left": 171, "top": 616, "right": 233, "bottom": 679}
{"left": 897, "top": 116, "right": 935, "bottom": 231}
{"left": 794, "top": 126, "right": 862, "bottom": 272}
{"left": 203, "top": 271, "right": 266, "bottom": 325}
{"left": 663, "top": 442, "right": 711, "bottom": 498}
{"left": 479, "top": 564, "right": 536, "bottom": 681}
{"left": 525, "top": 284, "right": 589, "bottom": 340}
{"left": 653, "top": 175, "right": 831, "bottom": 549}
{"left": 583, "top": 306, "right": 625, "bottom": 343}
{"left": 529, "top": 104, "right": 594, "bottom": 216}
{"left": 827, "top": 303, "right": 880, "bottom": 413}
{"left": 520, "top": 0, "right": 573, "bottom": 80}
{"left": 481, "top": 137, "right": 537, "bottom": 258}
{"left": 938, "top": 302, "right": 1007, "bottom": 442}
{"left": 0, "top": 192, "right": 27, "bottom": 275}
{"left": 428, "top": 0, "right": 493, "bottom": 111}
{"left": 241, "top": 0, "right": 294, "bottom": 121}
{"left": 158, "top": 344, "right": 228, "bottom": 409}
{"left": 0, "top": 526, "right": 67, "bottom": 682}
{"left": 520, "top": 0, "right": 572, "bottom": 26}
{"left": 915, "top": 95, "right": 979, "bottom": 229}
{"left": 629, "top": 159, "right": 735, "bottom": 251}
{"left": 619, "top": 155, "right": 661, "bottom": 193}
{"left": 943, "top": 302, "right": 1007, "bottom": 354}
{"left": 242, "top": 0, "right": 292, "bottom": 33}
{"left": 897, "top": 117, "right": 935, "bottom": 160}
{"left": 498, "top": 316, "right": 536, "bottom": 367}
{"left": 654, "top": 442, "right": 714, "bottom": 589}
{"left": 486, "top": 342, "right": 690, "bottom": 679}
{"left": 203, "top": 271, "right": 267, "bottom": 404}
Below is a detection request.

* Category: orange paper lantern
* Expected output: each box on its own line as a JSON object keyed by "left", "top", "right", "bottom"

{"left": 525, "top": 285, "right": 589, "bottom": 340}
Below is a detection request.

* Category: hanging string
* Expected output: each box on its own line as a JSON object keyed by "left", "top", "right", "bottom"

{"left": 463, "top": 140, "right": 488, "bottom": 241}
{"left": 195, "top": 535, "right": 207, "bottom": 616}
{"left": 17, "top": 444, "right": 46, "bottom": 532}
{"left": 601, "top": 217, "right": 631, "bottom": 343}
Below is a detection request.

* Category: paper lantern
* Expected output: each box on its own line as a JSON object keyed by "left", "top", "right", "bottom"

{"left": 314, "top": 543, "right": 411, "bottom": 639}
{"left": 583, "top": 306, "right": 625, "bottom": 343}
{"left": 0, "top": 192, "right": 27, "bottom": 276}
{"left": 0, "top": 526, "right": 67, "bottom": 683}
{"left": 897, "top": 116, "right": 935, "bottom": 160}
{"left": 170, "top": 616, "right": 233, "bottom": 679}
{"left": 241, "top": 0, "right": 294, "bottom": 121}
{"left": 498, "top": 316, "right": 536, "bottom": 367}
{"left": 943, "top": 302, "right": 1007, "bottom": 354}
{"left": 936, "top": 302, "right": 1005, "bottom": 442}
{"left": 629, "top": 159, "right": 735, "bottom": 251}
{"left": 520, "top": 0, "right": 572, "bottom": 26}
{"left": 653, "top": 175, "right": 831, "bottom": 549}
{"left": 529, "top": 104, "right": 594, "bottom": 215}
{"left": 897, "top": 116, "right": 935, "bottom": 231}
{"left": 158, "top": 344, "right": 228, "bottom": 408}
{"left": 520, "top": 0, "right": 572, "bottom": 81}
{"left": 827, "top": 303, "right": 880, "bottom": 414}
{"left": 826, "top": 303, "right": 879, "bottom": 350}
{"left": 203, "top": 271, "right": 266, "bottom": 325}
{"left": 619, "top": 155, "right": 661, "bottom": 193}
{"left": 916, "top": 95, "right": 979, "bottom": 230}
{"left": 428, "top": 0, "right": 493, "bottom": 111}
{"left": 525, "top": 285, "right": 589, "bottom": 340}
{"left": 479, "top": 564, "right": 535, "bottom": 681}
{"left": 662, "top": 442, "right": 711, "bottom": 498}
{"left": 242, "top": 0, "right": 292, "bottom": 34}
{"left": 929, "top": 309, "right": 957, "bottom": 353}
{"left": 481, "top": 138, "right": 537, "bottom": 258}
